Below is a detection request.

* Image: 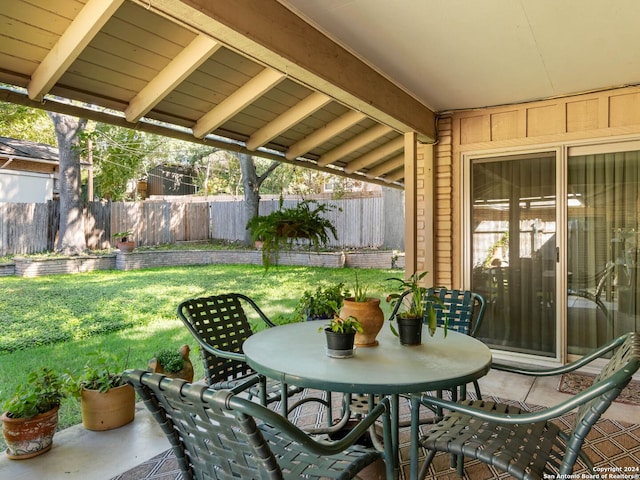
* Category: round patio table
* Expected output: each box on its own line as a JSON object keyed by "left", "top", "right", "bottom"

{"left": 243, "top": 321, "right": 492, "bottom": 479}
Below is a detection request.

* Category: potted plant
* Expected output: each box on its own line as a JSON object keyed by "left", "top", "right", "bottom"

{"left": 293, "top": 283, "right": 349, "bottom": 322}
{"left": 1, "top": 367, "right": 68, "bottom": 459}
{"left": 386, "top": 271, "right": 445, "bottom": 345}
{"left": 113, "top": 231, "right": 135, "bottom": 252}
{"left": 68, "top": 352, "right": 135, "bottom": 431}
{"left": 339, "top": 272, "right": 384, "bottom": 347}
{"left": 246, "top": 197, "right": 338, "bottom": 270}
{"left": 320, "top": 314, "right": 363, "bottom": 358}
{"left": 148, "top": 344, "right": 194, "bottom": 382}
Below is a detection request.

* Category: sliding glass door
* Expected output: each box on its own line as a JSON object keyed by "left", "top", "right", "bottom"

{"left": 470, "top": 152, "right": 557, "bottom": 357}
{"left": 567, "top": 146, "right": 640, "bottom": 355}
{"left": 468, "top": 143, "right": 640, "bottom": 360}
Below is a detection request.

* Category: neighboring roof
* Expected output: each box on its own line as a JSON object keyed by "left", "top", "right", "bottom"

{"left": 0, "top": 136, "right": 59, "bottom": 162}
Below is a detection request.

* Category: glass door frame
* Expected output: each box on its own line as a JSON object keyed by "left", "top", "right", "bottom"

{"left": 461, "top": 146, "right": 567, "bottom": 367}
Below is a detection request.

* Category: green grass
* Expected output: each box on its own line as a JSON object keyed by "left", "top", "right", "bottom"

{"left": 0, "top": 264, "right": 397, "bottom": 444}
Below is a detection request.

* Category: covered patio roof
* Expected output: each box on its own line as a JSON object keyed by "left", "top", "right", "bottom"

{"left": 0, "top": 0, "right": 437, "bottom": 189}
{"left": 1, "top": 1, "right": 639, "bottom": 190}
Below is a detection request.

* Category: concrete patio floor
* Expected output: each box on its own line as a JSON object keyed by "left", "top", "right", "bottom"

{"left": 1, "top": 369, "right": 638, "bottom": 480}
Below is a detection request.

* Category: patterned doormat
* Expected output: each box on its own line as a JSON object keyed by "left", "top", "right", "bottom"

{"left": 558, "top": 373, "right": 640, "bottom": 406}
{"left": 110, "top": 391, "right": 640, "bottom": 480}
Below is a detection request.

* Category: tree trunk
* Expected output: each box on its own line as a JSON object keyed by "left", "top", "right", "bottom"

{"left": 48, "top": 112, "right": 88, "bottom": 254}
{"left": 239, "top": 153, "right": 280, "bottom": 246}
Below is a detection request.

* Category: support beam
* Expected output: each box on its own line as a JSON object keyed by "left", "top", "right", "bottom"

{"left": 383, "top": 168, "right": 405, "bottom": 183}
{"left": 404, "top": 132, "right": 418, "bottom": 277}
{"left": 246, "top": 91, "right": 331, "bottom": 150}
{"left": 125, "top": 34, "right": 222, "bottom": 122}
{"left": 192, "top": 68, "right": 285, "bottom": 139}
{"left": 365, "top": 154, "right": 404, "bottom": 178}
{"left": 318, "top": 123, "right": 393, "bottom": 167}
{"left": 28, "top": 0, "right": 125, "bottom": 101}
{"left": 285, "top": 110, "right": 366, "bottom": 160}
{"left": 344, "top": 136, "right": 404, "bottom": 174}
{"left": 138, "top": 0, "right": 436, "bottom": 141}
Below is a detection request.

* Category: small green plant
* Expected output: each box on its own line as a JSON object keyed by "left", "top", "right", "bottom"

{"left": 68, "top": 351, "right": 130, "bottom": 395}
{"left": 323, "top": 315, "right": 363, "bottom": 334}
{"left": 386, "top": 271, "right": 446, "bottom": 337}
{"left": 293, "top": 283, "right": 349, "bottom": 321}
{"left": 154, "top": 349, "right": 185, "bottom": 373}
{"left": 2, "top": 367, "right": 68, "bottom": 419}
{"left": 113, "top": 231, "right": 132, "bottom": 242}
{"left": 352, "top": 271, "right": 368, "bottom": 302}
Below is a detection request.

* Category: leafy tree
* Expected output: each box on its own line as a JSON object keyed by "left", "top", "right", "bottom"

{"left": 0, "top": 101, "right": 55, "bottom": 145}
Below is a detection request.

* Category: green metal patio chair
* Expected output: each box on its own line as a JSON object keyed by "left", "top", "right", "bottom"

{"left": 124, "top": 370, "right": 394, "bottom": 480}
{"left": 177, "top": 293, "right": 313, "bottom": 411}
{"left": 410, "top": 331, "right": 640, "bottom": 480}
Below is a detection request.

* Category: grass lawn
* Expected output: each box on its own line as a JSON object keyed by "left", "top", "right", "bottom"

{"left": 0, "top": 263, "right": 398, "bottom": 446}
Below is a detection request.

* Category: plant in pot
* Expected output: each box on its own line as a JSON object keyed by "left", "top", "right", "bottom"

{"left": 320, "top": 313, "right": 363, "bottom": 359}
{"left": 1, "top": 367, "right": 68, "bottom": 459}
{"left": 246, "top": 196, "right": 338, "bottom": 270}
{"left": 293, "top": 282, "right": 349, "bottom": 322}
{"left": 339, "top": 272, "right": 384, "bottom": 347}
{"left": 113, "top": 230, "right": 135, "bottom": 252}
{"left": 386, "top": 271, "right": 445, "bottom": 345}
{"left": 148, "top": 344, "right": 194, "bottom": 382}
{"left": 68, "top": 352, "right": 135, "bottom": 431}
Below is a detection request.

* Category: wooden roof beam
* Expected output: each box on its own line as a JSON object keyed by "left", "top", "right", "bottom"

{"left": 140, "top": 0, "right": 436, "bottom": 142}
{"left": 383, "top": 168, "right": 405, "bottom": 183}
{"left": 125, "top": 34, "right": 222, "bottom": 123}
{"left": 285, "top": 110, "right": 366, "bottom": 160}
{"left": 317, "top": 123, "right": 393, "bottom": 167}
{"left": 365, "top": 154, "right": 404, "bottom": 178}
{"left": 246, "top": 91, "right": 331, "bottom": 151}
{"left": 28, "top": 0, "right": 124, "bottom": 101}
{"left": 344, "top": 136, "right": 404, "bottom": 174}
{"left": 192, "top": 68, "right": 285, "bottom": 139}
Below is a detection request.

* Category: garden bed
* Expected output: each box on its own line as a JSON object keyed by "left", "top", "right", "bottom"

{"left": 10, "top": 248, "right": 404, "bottom": 277}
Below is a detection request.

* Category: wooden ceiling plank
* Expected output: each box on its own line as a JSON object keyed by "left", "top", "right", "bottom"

{"left": 154, "top": 0, "right": 435, "bottom": 141}
{"left": 192, "top": 67, "right": 285, "bottom": 139}
{"left": 285, "top": 109, "right": 367, "bottom": 160}
{"left": 317, "top": 123, "right": 393, "bottom": 167}
{"left": 125, "top": 34, "right": 222, "bottom": 122}
{"left": 246, "top": 91, "right": 330, "bottom": 150}
{"left": 27, "top": 0, "right": 125, "bottom": 101}
{"left": 365, "top": 154, "right": 404, "bottom": 178}
{"left": 344, "top": 136, "right": 404, "bottom": 174}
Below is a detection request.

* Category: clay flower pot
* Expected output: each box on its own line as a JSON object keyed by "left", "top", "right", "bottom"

{"left": 339, "top": 297, "right": 384, "bottom": 347}
{"left": 80, "top": 384, "right": 135, "bottom": 431}
{"left": 1, "top": 406, "right": 59, "bottom": 459}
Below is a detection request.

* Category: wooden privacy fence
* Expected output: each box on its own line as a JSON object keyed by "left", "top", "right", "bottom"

{"left": 0, "top": 197, "right": 386, "bottom": 256}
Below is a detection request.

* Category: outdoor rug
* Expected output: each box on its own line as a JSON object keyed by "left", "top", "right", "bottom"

{"left": 558, "top": 372, "right": 640, "bottom": 406}
{"left": 110, "top": 390, "right": 640, "bottom": 480}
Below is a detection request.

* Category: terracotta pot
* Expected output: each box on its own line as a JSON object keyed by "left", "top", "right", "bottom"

{"left": 325, "top": 329, "right": 356, "bottom": 358}
{"left": 81, "top": 384, "right": 135, "bottom": 431}
{"left": 117, "top": 241, "right": 135, "bottom": 253}
{"left": 147, "top": 344, "right": 194, "bottom": 382}
{"left": 340, "top": 297, "right": 384, "bottom": 347}
{"left": 2, "top": 406, "right": 59, "bottom": 459}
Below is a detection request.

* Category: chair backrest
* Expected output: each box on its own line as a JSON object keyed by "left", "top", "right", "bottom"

{"left": 124, "top": 370, "right": 285, "bottom": 480}
{"left": 177, "top": 293, "right": 259, "bottom": 385}
{"left": 426, "top": 288, "right": 487, "bottom": 337}
{"left": 563, "top": 332, "right": 640, "bottom": 474}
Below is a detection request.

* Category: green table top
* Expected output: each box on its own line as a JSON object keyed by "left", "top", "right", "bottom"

{"left": 243, "top": 321, "right": 492, "bottom": 395}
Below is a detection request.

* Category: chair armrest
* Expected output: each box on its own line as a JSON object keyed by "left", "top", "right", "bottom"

{"left": 492, "top": 333, "right": 629, "bottom": 377}
{"left": 237, "top": 293, "right": 277, "bottom": 328}
{"left": 191, "top": 334, "right": 246, "bottom": 362}
{"left": 415, "top": 364, "right": 633, "bottom": 426}
{"left": 226, "top": 392, "right": 392, "bottom": 457}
